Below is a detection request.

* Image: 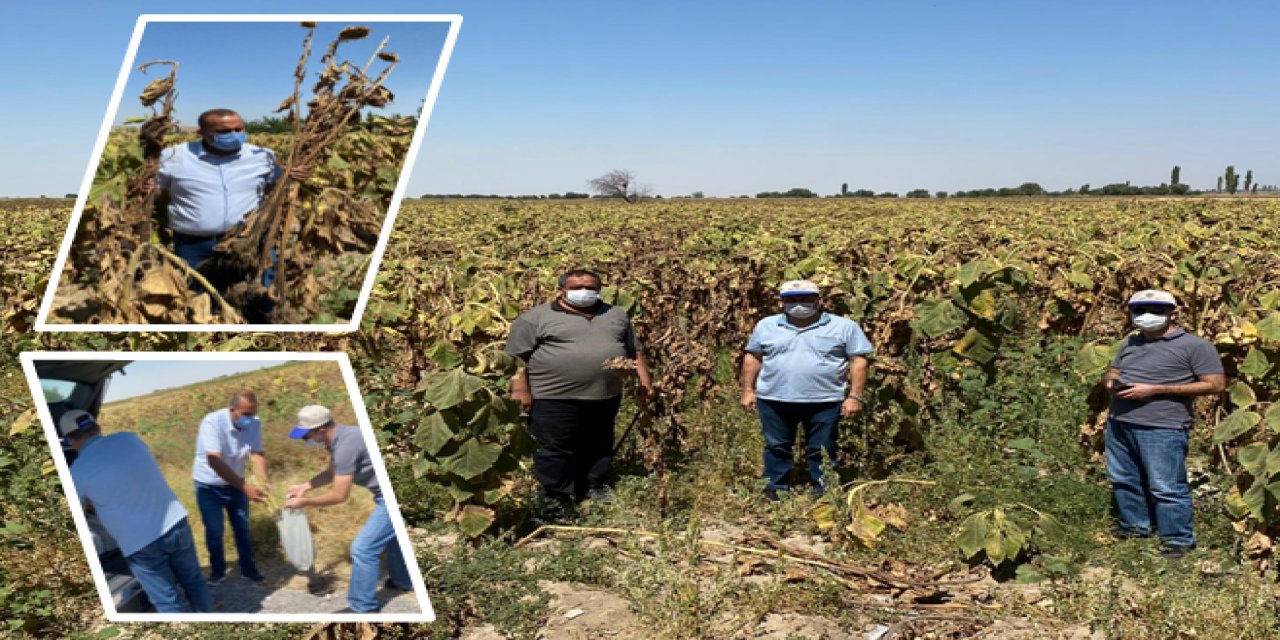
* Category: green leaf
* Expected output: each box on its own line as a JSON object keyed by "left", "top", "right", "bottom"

{"left": 1015, "top": 565, "right": 1046, "bottom": 584}
{"left": 414, "top": 411, "right": 459, "bottom": 457}
{"left": 1036, "top": 513, "right": 1067, "bottom": 542}
{"left": 848, "top": 502, "right": 887, "bottom": 548}
{"left": 1002, "top": 524, "right": 1027, "bottom": 563}
{"left": 1064, "top": 271, "right": 1094, "bottom": 290}
{"left": 1240, "top": 348, "right": 1272, "bottom": 379}
{"left": 420, "top": 368, "right": 487, "bottom": 410}
{"left": 1214, "top": 409, "right": 1263, "bottom": 444}
{"left": 1225, "top": 484, "right": 1248, "bottom": 519}
{"left": 457, "top": 505, "right": 495, "bottom": 538}
{"left": 1265, "top": 404, "right": 1280, "bottom": 434}
{"left": 913, "top": 298, "right": 967, "bottom": 338}
{"left": 1228, "top": 381, "right": 1257, "bottom": 409}
{"left": 1243, "top": 477, "right": 1269, "bottom": 521}
{"left": 1007, "top": 438, "right": 1037, "bottom": 451}
{"left": 440, "top": 438, "right": 504, "bottom": 480}
{"left": 1256, "top": 313, "right": 1280, "bottom": 344}
{"left": 956, "top": 260, "right": 997, "bottom": 288}
{"left": 1239, "top": 442, "right": 1270, "bottom": 475}
{"left": 425, "top": 338, "right": 463, "bottom": 369}
{"left": 956, "top": 512, "right": 989, "bottom": 560}
{"left": 1074, "top": 340, "right": 1124, "bottom": 378}
{"left": 1266, "top": 445, "right": 1280, "bottom": 477}
{"left": 953, "top": 328, "right": 999, "bottom": 364}
{"left": 949, "top": 492, "right": 977, "bottom": 516}
{"left": 983, "top": 527, "right": 1006, "bottom": 565}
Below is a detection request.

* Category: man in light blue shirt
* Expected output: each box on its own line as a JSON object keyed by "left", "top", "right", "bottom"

{"left": 147, "top": 109, "right": 310, "bottom": 269}
{"left": 741, "top": 280, "right": 873, "bottom": 500}
{"left": 192, "top": 390, "right": 270, "bottom": 584}
{"left": 62, "top": 410, "right": 211, "bottom": 613}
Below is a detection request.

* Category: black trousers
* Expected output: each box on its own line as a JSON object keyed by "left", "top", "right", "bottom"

{"left": 528, "top": 396, "right": 622, "bottom": 502}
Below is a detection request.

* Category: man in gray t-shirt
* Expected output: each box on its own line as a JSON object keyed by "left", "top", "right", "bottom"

{"left": 1102, "top": 290, "right": 1226, "bottom": 558}
{"left": 504, "top": 269, "right": 654, "bottom": 508}
{"left": 285, "top": 405, "right": 412, "bottom": 612}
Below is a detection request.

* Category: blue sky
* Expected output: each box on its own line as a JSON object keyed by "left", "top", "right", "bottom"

{"left": 103, "top": 360, "right": 292, "bottom": 402}
{"left": 3, "top": 1, "right": 1277, "bottom": 197}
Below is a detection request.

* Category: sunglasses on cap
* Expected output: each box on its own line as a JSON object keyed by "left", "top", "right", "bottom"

{"left": 1130, "top": 305, "right": 1173, "bottom": 315}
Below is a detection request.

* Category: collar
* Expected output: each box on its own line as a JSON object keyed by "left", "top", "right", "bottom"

{"left": 1139, "top": 327, "right": 1186, "bottom": 342}
{"left": 776, "top": 311, "right": 831, "bottom": 329}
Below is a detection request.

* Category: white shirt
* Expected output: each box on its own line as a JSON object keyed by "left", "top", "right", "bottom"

{"left": 71, "top": 433, "right": 187, "bottom": 557}
{"left": 157, "top": 141, "right": 282, "bottom": 236}
{"left": 192, "top": 408, "right": 263, "bottom": 486}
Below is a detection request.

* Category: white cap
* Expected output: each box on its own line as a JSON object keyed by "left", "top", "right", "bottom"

{"left": 58, "top": 410, "right": 98, "bottom": 437}
{"left": 779, "top": 280, "right": 820, "bottom": 297}
{"left": 289, "top": 405, "right": 333, "bottom": 439}
{"left": 1127, "top": 290, "right": 1177, "bottom": 307}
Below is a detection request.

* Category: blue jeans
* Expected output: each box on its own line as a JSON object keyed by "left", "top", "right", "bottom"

{"left": 1105, "top": 418, "right": 1195, "bottom": 547}
{"left": 348, "top": 495, "right": 413, "bottom": 612}
{"left": 757, "top": 399, "right": 842, "bottom": 492}
{"left": 195, "top": 482, "right": 261, "bottom": 579}
{"left": 124, "top": 518, "right": 213, "bottom": 613}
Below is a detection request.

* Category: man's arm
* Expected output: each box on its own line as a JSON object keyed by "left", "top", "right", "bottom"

{"left": 842, "top": 356, "right": 870, "bottom": 418}
{"left": 510, "top": 368, "right": 533, "bottom": 413}
{"left": 1103, "top": 366, "right": 1122, "bottom": 392}
{"left": 634, "top": 350, "right": 655, "bottom": 404}
{"left": 740, "top": 352, "right": 763, "bottom": 412}
{"left": 1116, "top": 374, "right": 1226, "bottom": 400}
{"left": 249, "top": 451, "right": 272, "bottom": 493}
{"left": 286, "top": 474, "right": 353, "bottom": 508}
{"left": 206, "top": 452, "right": 264, "bottom": 502}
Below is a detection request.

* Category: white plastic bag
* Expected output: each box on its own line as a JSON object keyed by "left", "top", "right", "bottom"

{"left": 277, "top": 508, "right": 314, "bottom": 571}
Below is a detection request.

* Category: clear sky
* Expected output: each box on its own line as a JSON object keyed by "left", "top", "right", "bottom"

{"left": 3, "top": 0, "right": 1277, "bottom": 197}
{"left": 118, "top": 21, "right": 448, "bottom": 126}
{"left": 104, "top": 360, "right": 292, "bottom": 402}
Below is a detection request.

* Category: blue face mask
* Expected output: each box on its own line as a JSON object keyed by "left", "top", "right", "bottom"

{"left": 207, "top": 131, "right": 247, "bottom": 152}
{"left": 233, "top": 414, "right": 260, "bottom": 431}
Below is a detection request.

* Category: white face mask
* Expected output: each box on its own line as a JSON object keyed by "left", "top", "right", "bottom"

{"left": 302, "top": 437, "right": 325, "bottom": 449}
{"left": 784, "top": 302, "right": 819, "bottom": 319}
{"left": 1131, "top": 312, "right": 1170, "bottom": 332}
{"left": 564, "top": 289, "right": 600, "bottom": 307}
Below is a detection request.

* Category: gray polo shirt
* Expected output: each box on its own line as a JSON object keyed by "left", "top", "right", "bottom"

{"left": 1109, "top": 328, "right": 1224, "bottom": 429}
{"left": 503, "top": 301, "right": 641, "bottom": 400}
{"left": 330, "top": 426, "right": 380, "bottom": 498}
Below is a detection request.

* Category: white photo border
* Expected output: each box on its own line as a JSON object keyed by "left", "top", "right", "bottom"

{"left": 18, "top": 351, "right": 436, "bottom": 623}
{"left": 33, "top": 13, "right": 463, "bottom": 333}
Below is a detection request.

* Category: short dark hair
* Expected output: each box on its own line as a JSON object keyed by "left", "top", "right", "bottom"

{"left": 558, "top": 269, "right": 603, "bottom": 289}
{"left": 229, "top": 390, "right": 258, "bottom": 409}
{"left": 198, "top": 108, "right": 241, "bottom": 129}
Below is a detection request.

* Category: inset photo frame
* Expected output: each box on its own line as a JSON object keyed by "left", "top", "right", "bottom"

{"left": 35, "top": 14, "right": 461, "bottom": 332}
{"left": 18, "top": 351, "right": 434, "bottom": 623}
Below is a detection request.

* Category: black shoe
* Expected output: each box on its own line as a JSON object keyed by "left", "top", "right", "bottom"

{"left": 1160, "top": 544, "right": 1194, "bottom": 559}
{"left": 763, "top": 488, "right": 782, "bottom": 502}
{"left": 586, "top": 488, "right": 615, "bottom": 505}
{"left": 384, "top": 579, "right": 412, "bottom": 591}
{"left": 207, "top": 573, "right": 226, "bottom": 586}
{"left": 242, "top": 571, "right": 266, "bottom": 584}
{"left": 1110, "top": 525, "right": 1151, "bottom": 540}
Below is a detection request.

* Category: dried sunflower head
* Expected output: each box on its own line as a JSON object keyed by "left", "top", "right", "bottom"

{"left": 338, "top": 26, "right": 371, "bottom": 41}
{"left": 139, "top": 77, "right": 173, "bottom": 107}
{"left": 377, "top": 52, "right": 399, "bottom": 63}
{"left": 300, "top": 21, "right": 317, "bottom": 28}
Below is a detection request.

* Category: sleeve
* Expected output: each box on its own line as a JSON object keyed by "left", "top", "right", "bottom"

{"left": 744, "top": 322, "right": 765, "bottom": 354}
{"left": 156, "top": 148, "right": 175, "bottom": 190}
{"left": 1189, "top": 340, "right": 1225, "bottom": 376}
{"left": 846, "top": 322, "right": 874, "bottom": 357}
{"left": 197, "top": 416, "right": 221, "bottom": 456}
{"left": 503, "top": 314, "right": 539, "bottom": 360}
{"left": 332, "top": 436, "right": 361, "bottom": 477}
{"left": 265, "top": 148, "right": 283, "bottom": 185}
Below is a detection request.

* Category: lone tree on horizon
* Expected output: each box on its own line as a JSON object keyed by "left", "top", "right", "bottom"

{"left": 588, "top": 169, "right": 652, "bottom": 203}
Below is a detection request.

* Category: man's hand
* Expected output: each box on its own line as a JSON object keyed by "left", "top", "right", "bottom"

{"left": 1116, "top": 383, "right": 1163, "bottom": 401}
{"left": 284, "top": 496, "right": 305, "bottom": 510}
{"left": 142, "top": 177, "right": 159, "bottom": 194}
{"left": 287, "top": 166, "right": 312, "bottom": 182}
{"left": 287, "top": 483, "right": 310, "bottom": 499}
{"left": 243, "top": 484, "right": 266, "bottom": 503}
{"left": 841, "top": 398, "right": 864, "bottom": 418}
{"left": 512, "top": 389, "right": 533, "bottom": 413}
{"left": 740, "top": 390, "right": 757, "bottom": 413}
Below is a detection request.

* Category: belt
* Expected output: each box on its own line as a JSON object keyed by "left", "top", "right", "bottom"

{"left": 171, "top": 231, "right": 226, "bottom": 242}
